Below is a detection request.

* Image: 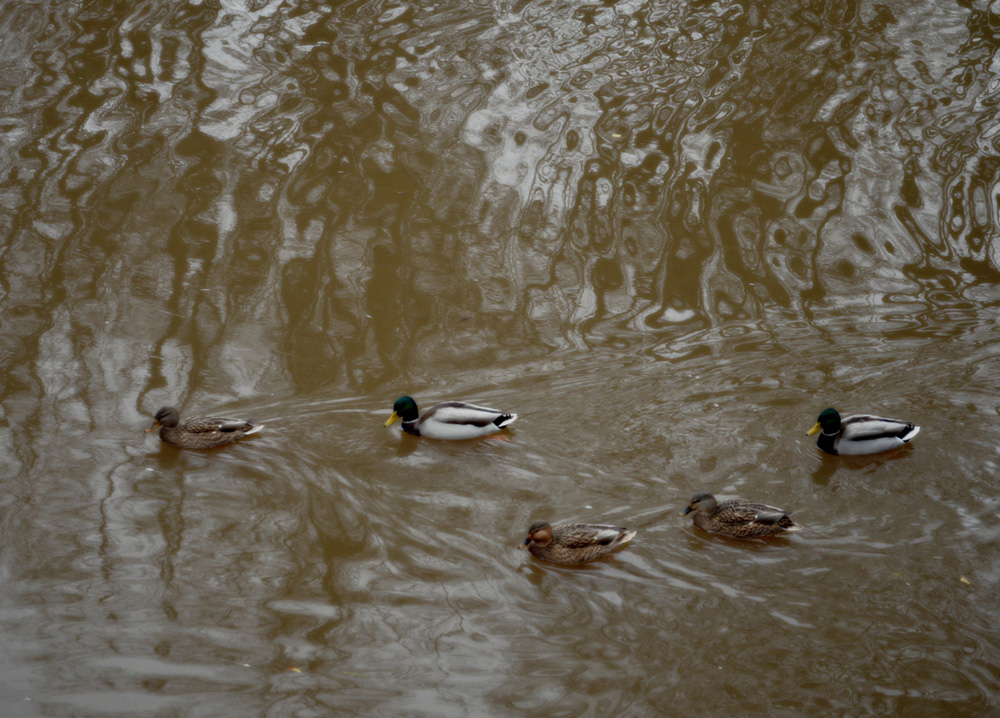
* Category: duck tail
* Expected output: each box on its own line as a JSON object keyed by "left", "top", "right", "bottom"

{"left": 495, "top": 413, "right": 518, "bottom": 429}
{"left": 900, "top": 424, "right": 920, "bottom": 442}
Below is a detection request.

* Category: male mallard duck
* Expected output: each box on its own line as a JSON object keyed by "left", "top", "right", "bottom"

{"left": 519, "top": 521, "right": 636, "bottom": 565}
{"left": 807, "top": 408, "right": 919, "bottom": 455}
{"left": 680, "top": 492, "right": 802, "bottom": 539}
{"left": 145, "top": 406, "right": 264, "bottom": 449}
{"left": 384, "top": 395, "right": 517, "bottom": 440}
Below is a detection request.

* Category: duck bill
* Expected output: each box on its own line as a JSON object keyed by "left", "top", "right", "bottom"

{"left": 806, "top": 422, "right": 822, "bottom": 436}
{"left": 679, "top": 507, "right": 693, "bottom": 516}
{"left": 384, "top": 411, "right": 400, "bottom": 428}
{"left": 144, "top": 420, "right": 160, "bottom": 433}
{"left": 518, "top": 538, "right": 530, "bottom": 549}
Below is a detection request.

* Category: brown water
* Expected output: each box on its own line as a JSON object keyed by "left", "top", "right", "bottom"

{"left": 1, "top": 0, "right": 999, "bottom": 715}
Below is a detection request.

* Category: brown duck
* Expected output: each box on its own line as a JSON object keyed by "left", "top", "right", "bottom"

{"left": 145, "top": 406, "right": 264, "bottom": 449}
{"left": 680, "top": 492, "right": 802, "bottom": 539}
{"left": 519, "top": 521, "right": 636, "bottom": 565}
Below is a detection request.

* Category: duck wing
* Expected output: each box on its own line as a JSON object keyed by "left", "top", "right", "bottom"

{"left": 840, "top": 414, "right": 917, "bottom": 441}
{"left": 421, "top": 401, "right": 514, "bottom": 427}
{"left": 753, "top": 510, "right": 789, "bottom": 525}
{"left": 556, "top": 523, "right": 634, "bottom": 548}
{"left": 186, "top": 416, "right": 258, "bottom": 434}
{"left": 718, "top": 500, "right": 794, "bottom": 527}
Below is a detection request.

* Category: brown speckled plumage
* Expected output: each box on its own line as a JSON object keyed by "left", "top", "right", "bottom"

{"left": 146, "top": 406, "right": 264, "bottom": 449}
{"left": 680, "top": 492, "right": 802, "bottom": 540}
{"left": 520, "top": 521, "right": 636, "bottom": 565}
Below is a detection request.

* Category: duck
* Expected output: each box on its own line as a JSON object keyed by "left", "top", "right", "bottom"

{"left": 519, "top": 521, "right": 636, "bottom": 565}
{"left": 807, "top": 408, "right": 919, "bottom": 455}
{"left": 680, "top": 492, "right": 802, "bottom": 539}
{"left": 384, "top": 395, "right": 517, "bottom": 440}
{"left": 145, "top": 406, "right": 264, "bottom": 449}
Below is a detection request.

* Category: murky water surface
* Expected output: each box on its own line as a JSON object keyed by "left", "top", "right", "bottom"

{"left": 2, "top": 0, "right": 1000, "bottom": 715}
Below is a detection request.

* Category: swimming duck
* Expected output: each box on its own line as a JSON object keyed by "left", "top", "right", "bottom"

{"left": 145, "top": 406, "right": 264, "bottom": 449}
{"left": 680, "top": 492, "right": 802, "bottom": 539}
{"left": 807, "top": 408, "right": 919, "bottom": 455}
{"left": 384, "top": 396, "right": 517, "bottom": 440}
{"left": 519, "top": 521, "right": 636, "bottom": 565}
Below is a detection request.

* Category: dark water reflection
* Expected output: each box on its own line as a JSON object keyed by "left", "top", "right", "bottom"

{"left": 2, "top": 0, "right": 1000, "bottom": 715}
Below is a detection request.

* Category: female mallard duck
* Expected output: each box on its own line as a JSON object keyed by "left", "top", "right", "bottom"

{"left": 384, "top": 396, "right": 517, "bottom": 440}
{"left": 807, "top": 408, "right": 919, "bottom": 455}
{"left": 519, "top": 521, "right": 636, "bottom": 565}
{"left": 680, "top": 492, "right": 802, "bottom": 539}
{"left": 145, "top": 406, "right": 264, "bottom": 449}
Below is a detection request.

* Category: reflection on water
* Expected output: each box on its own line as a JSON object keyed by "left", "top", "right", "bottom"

{"left": 2, "top": 0, "right": 1000, "bottom": 715}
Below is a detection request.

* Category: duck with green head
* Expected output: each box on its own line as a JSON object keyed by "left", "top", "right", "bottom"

{"left": 807, "top": 408, "right": 919, "bottom": 455}
{"left": 384, "top": 395, "right": 517, "bottom": 440}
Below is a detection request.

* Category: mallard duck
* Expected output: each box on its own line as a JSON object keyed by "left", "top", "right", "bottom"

{"left": 145, "top": 406, "right": 264, "bottom": 449}
{"left": 384, "top": 395, "right": 517, "bottom": 440}
{"left": 519, "top": 521, "right": 636, "bottom": 565}
{"left": 680, "top": 492, "right": 802, "bottom": 539}
{"left": 807, "top": 408, "right": 919, "bottom": 455}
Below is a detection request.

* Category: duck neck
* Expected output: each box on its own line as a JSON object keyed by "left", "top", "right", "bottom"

{"left": 817, "top": 431, "right": 838, "bottom": 454}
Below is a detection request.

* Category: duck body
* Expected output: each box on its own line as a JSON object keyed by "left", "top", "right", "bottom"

{"left": 807, "top": 408, "right": 919, "bottom": 456}
{"left": 520, "top": 521, "right": 636, "bottom": 565}
{"left": 384, "top": 396, "right": 517, "bottom": 440}
{"left": 681, "top": 492, "right": 802, "bottom": 540}
{"left": 146, "top": 406, "right": 264, "bottom": 449}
